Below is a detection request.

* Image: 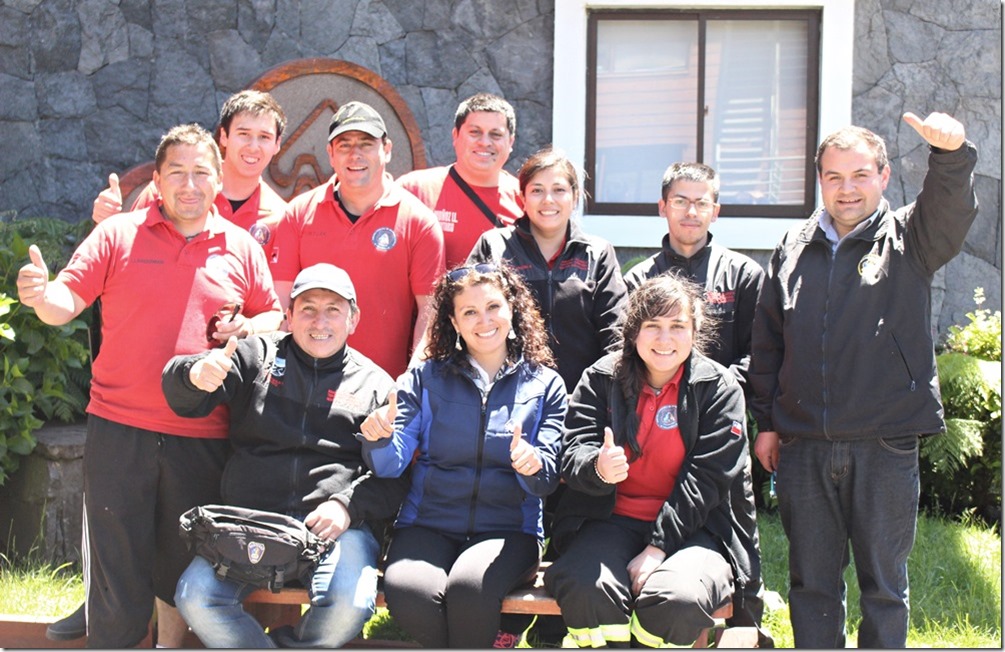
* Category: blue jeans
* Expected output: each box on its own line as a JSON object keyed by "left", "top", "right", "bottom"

{"left": 776, "top": 435, "right": 919, "bottom": 648}
{"left": 175, "top": 524, "right": 381, "bottom": 647}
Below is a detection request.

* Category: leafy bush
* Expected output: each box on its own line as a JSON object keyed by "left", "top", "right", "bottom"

{"left": 0, "top": 214, "right": 93, "bottom": 486}
{"left": 944, "top": 288, "right": 1001, "bottom": 361}
{"left": 920, "top": 289, "right": 1002, "bottom": 528}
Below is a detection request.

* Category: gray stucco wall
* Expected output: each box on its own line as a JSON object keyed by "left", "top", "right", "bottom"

{"left": 0, "top": 0, "right": 1000, "bottom": 339}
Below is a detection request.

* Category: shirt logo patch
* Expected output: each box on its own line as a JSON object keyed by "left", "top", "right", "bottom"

{"left": 248, "top": 223, "right": 272, "bottom": 246}
{"left": 655, "top": 405, "right": 678, "bottom": 430}
{"left": 730, "top": 421, "right": 744, "bottom": 437}
{"left": 372, "top": 227, "right": 397, "bottom": 251}
{"left": 270, "top": 356, "right": 286, "bottom": 378}
{"left": 858, "top": 254, "right": 884, "bottom": 284}
{"left": 247, "top": 541, "right": 265, "bottom": 564}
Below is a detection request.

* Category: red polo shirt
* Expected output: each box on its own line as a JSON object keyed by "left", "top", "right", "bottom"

{"left": 58, "top": 206, "right": 280, "bottom": 438}
{"left": 270, "top": 177, "right": 445, "bottom": 377}
{"left": 613, "top": 365, "right": 687, "bottom": 521}
{"left": 396, "top": 165, "right": 521, "bottom": 269}
{"left": 130, "top": 179, "right": 287, "bottom": 260}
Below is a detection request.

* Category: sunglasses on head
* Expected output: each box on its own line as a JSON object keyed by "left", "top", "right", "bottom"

{"left": 447, "top": 263, "right": 499, "bottom": 283}
{"left": 206, "top": 302, "right": 242, "bottom": 345}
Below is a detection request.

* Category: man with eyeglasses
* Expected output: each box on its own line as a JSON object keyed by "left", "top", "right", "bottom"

{"left": 622, "top": 162, "right": 767, "bottom": 635}
{"left": 16, "top": 124, "right": 282, "bottom": 649}
{"left": 270, "top": 101, "right": 445, "bottom": 378}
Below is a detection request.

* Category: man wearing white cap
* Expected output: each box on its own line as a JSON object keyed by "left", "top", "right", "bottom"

{"left": 163, "top": 263, "right": 407, "bottom": 647}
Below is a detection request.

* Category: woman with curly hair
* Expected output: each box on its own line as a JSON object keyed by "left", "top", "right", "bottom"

{"left": 359, "top": 262, "right": 568, "bottom": 648}
{"left": 543, "top": 273, "right": 762, "bottom": 648}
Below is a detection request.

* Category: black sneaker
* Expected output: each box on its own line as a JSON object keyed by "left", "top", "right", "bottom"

{"left": 46, "top": 603, "right": 87, "bottom": 641}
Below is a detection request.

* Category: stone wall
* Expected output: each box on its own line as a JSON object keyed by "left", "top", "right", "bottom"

{"left": 853, "top": 0, "right": 1002, "bottom": 334}
{"left": 0, "top": 0, "right": 1000, "bottom": 336}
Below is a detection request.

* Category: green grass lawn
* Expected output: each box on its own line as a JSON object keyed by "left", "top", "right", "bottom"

{"left": 2, "top": 511, "right": 1000, "bottom": 647}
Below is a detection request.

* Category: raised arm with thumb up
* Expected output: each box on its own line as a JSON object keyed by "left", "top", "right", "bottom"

{"left": 359, "top": 389, "right": 398, "bottom": 441}
{"left": 596, "top": 426, "right": 629, "bottom": 484}
{"left": 902, "top": 111, "right": 965, "bottom": 152}
{"left": 92, "top": 172, "right": 124, "bottom": 224}
{"left": 16, "top": 244, "right": 49, "bottom": 308}
{"left": 189, "top": 336, "right": 238, "bottom": 393}
{"left": 509, "top": 424, "right": 541, "bottom": 476}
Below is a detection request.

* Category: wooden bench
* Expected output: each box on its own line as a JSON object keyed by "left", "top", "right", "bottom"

{"left": 244, "top": 563, "right": 742, "bottom": 647}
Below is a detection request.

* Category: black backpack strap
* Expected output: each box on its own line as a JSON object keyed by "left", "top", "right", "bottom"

{"left": 448, "top": 165, "right": 503, "bottom": 228}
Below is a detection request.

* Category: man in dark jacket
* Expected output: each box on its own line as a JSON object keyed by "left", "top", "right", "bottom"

{"left": 162, "top": 263, "right": 407, "bottom": 647}
{"left": 750, "top": 111, "right": 978, "bottom": 648}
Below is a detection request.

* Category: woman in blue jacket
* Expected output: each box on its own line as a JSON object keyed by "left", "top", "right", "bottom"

{"left": 360, "top": 262, "right": 568, "bottom": 648}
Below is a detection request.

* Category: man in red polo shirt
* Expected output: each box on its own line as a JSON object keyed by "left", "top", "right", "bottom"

{"left": 396, "top": 92, "right": 522, "bottom": 269}
{"left": 91, "top": 90, "right": 288, "bottom": 260}
{"left": 270, "top": 101, "right": 445, "bottom": 378}
{"left": 17, "top": 124, "right": 282, "bottom": 649}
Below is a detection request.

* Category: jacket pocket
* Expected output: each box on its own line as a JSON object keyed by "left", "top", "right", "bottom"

{"left": 889, "top": 332, "right": 918, "bottom": 392}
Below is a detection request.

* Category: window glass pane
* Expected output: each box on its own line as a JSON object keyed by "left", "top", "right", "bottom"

{"left": 704, "top": 20, "right": 809, "bottom": 205}
{"left": 595, "top": 20, "right": 697, "bottom": 204}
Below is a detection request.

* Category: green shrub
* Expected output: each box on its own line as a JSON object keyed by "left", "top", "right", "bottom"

{"left": 0, "top": 214, "right": 93, "bottom": 486}
{"left": 920, "top": 289, "right": 1002, "bottom": 527}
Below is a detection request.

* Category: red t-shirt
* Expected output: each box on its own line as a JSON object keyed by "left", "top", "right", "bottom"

{"left": 58, "top": 207, "right": 281, "bottom": 438}
{"left": 613, "top": 365, "right": 686, "bottom": 521}
{"left": 130, "top": 179, "right": 287, "bottom": 260}
{"left": 396, "top": 165, "right": 522, "bottom": 269}
{"left": 270, "top": 178, "right": 445, "bottom": 378}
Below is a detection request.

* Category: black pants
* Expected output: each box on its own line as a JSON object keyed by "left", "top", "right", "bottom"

{"left": 82, "top": 416, "right": 226, "bottom": 648}
{"left": 382, "top": 526, "right": 540, "bottom": 648}
{"left": 544, "top": 515, "right": 733, "bottom": 647}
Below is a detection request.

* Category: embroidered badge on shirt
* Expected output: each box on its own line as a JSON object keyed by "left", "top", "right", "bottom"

{"left": 372, "top": 227, "right": 397, "bottom": 251}
{"left": 730, "top": 421, "right": 743, "bottom": 437}
{"left": 248, "top": 223, "right": 272, "bottom": 246}
{"left": 655, "top": 405, "right": 678, "bottom": 430}
{"left": 270, "top": 356, "right": 286, "bottom": 378}
{"left": 858, "top": 253, "right": 883, "bottom": 284}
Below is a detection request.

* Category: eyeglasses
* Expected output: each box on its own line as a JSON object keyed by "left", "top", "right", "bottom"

{"left": 667, "top": 197, "right": 716, "bottom": 215}
{"left": 206, "top": 302, "right": 242, "bottom": 345}
{"left": 447, "top": 263, "right": 499, "bottom": 282}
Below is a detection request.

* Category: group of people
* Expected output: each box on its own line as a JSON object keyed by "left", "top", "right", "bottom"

{"left": 16, "top": 81, "right": 977, "bottom": 650}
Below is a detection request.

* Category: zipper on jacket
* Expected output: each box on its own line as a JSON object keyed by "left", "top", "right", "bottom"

{"left": 890, "top": 332, "right": 918, "bottom": 391}
{"left": 820, "top": 245, "right": 836, "bottom": 440}
{"left": 466, "top": 392, "right": 490, "bottom": 537}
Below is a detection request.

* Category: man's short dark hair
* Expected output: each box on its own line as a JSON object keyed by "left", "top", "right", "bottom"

{"left": 155, "top": 124, "right": 222, "bottom": 176}
{"left": 454, "top": 93, "right": 516, "bottom": 137}
{"left": 218, "top": 90, "right": 287, "bottom": 140}
{"left": 660, "top": 162, "right": 720, "bottom": 202}
{"left": 815, "top": 125, "right": 889, "bottom": 173}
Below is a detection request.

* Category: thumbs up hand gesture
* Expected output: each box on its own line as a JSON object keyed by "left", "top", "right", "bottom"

{"left": 360, "top": 390, "right": 398, "bottom": 441}
{"left": 510, "top": 424, "right": 541, "bottom": 476}
{"left": 902, "top": 111, "right": 965, "bottom": 152}
{"left": 16, "top": 245, "right": 50, "bottom": 308}
{"left": 596, "top": 427, "right": 629, "bottom": 484}
{"left": 189, "top": 336, "right": 238, "bottom": 393}
{"left": 92, "top": 172, "right": 123, "bottom": 224}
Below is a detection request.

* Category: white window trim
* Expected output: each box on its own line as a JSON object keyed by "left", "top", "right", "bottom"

{"left": 553, "top": 0, "right": 854, "bottom": 251}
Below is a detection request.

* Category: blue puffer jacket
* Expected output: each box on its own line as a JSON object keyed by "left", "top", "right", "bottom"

{"left": 362, "top": 357, "right": 568, "bottom": 540}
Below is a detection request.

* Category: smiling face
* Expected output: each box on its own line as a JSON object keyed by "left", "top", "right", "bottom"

{"left": 287, "top": 289, "right": 359, "bottom": 359}
{"left": 219, "top": 111, "right": 281, "bottom": 182}
{"left": 659, "top": 179, "right": 719, "bottom": 258}
{"left": 452, "top": 110, "right": 514, "bottom": 185}
{"left": 327, "top": 131, "right": 391, "bottom": 192}
{"left": 449, "top": 281, "right": 513, "bottom": 371}
{"left": 818, "top": 141, "right": 890, "bottom": 238}
{"left": 152, "top": 142, "right": 222, "bottom": 235}
{"left": 523, "top": 166, "right": 576, "bottom": 240}
{"left": 634, "top": 307, "right": 694, "bottom": 388}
